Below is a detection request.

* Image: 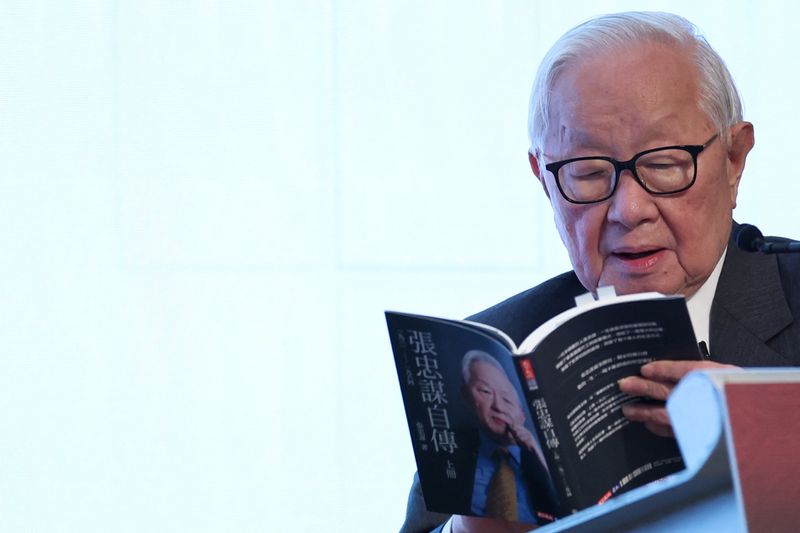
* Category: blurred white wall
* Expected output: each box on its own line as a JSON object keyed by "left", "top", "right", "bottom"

{"left": 0, "top": 1, "right": 797, "bottom": 531}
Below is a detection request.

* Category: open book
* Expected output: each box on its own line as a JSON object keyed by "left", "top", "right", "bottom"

{"left": 386, "top": 288, "right": 702, "bottom": 523}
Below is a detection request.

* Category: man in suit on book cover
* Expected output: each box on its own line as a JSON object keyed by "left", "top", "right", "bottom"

{"left": 400, "top": 10, "right": 800, "bottom": 533}
{"left": 459, "top": 350, "right": 558, "bottom": 524}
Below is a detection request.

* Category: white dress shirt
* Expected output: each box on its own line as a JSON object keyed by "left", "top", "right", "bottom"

{"left": 685, "top": 248, "right": 726, "bottom": 352}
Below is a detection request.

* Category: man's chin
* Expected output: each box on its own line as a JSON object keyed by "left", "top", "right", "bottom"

{"left": 598, "top": 274, "right": 685, "bottom": 297}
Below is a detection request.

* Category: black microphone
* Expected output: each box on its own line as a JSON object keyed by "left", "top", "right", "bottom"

{"left": 734, "top": 223, "right": 800, "bottom": 254}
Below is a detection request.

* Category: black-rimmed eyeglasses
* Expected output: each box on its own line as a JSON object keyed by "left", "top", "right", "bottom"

{"left": 544, "top": 134, "right": 719, "bottom": 204}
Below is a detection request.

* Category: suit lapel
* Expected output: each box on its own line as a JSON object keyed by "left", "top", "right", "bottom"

{"left": 710, "top": 237, "right": 794, "bottom": 366}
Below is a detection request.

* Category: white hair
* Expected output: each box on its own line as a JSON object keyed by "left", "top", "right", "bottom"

{"left": 461, "top": 349, "right": 505, "bottom": 384}
{"left": 528, "top": 11, "right": 743, "bottom": 152}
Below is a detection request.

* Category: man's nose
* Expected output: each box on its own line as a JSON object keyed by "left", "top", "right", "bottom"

{"left": 490, "top": 393, "right": 502, "bottom": 410}
{"left": 606, "top": 169, "right": 659, "bottom": 227}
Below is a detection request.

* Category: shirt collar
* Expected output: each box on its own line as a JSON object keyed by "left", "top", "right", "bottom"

{"left": 686, "top": 246, "right": 727, "bottom": 350}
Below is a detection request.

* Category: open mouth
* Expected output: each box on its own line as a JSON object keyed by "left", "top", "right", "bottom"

{"left": 615, "top": 250, "right": 660, "bottom": 260}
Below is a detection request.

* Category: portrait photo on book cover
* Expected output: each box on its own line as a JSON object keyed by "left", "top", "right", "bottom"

{"left": 458, "top": 349, "right": 559, "bottom": 523}
{"left": 388, "top": 313, "right": 561, "bottom": 524}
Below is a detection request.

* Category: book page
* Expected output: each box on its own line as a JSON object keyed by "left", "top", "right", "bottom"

{"left": 517, "top": 291, "right": 665, "bottom": 354}
{"left": 519, "top": 297, "right": 700, "bottom": 513}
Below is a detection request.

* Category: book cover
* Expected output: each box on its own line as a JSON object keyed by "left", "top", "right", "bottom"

{"left": 387, "top": 291, "right": 702, "bottom": 521}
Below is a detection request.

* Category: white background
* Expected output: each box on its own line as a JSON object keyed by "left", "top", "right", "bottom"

{"left": 1, "top": 1, "right": 797, "bottom": 531}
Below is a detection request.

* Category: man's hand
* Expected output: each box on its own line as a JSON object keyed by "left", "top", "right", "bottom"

{"left": 506, "top": 422, "right": 548, "bottom": 470}
{"left": 618, "top": 360, "right": 738, "bottom": 437}
{"left": 506, "top": 423, "right": 537, "bottom": 453}
{"left": 452, "top": 515, "right": 537, "bottom": 533}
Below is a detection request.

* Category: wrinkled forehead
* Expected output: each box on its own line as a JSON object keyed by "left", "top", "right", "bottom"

{"left": 550, "top": 38, "right": 700, "bottom": 94}
{"left": 543, "top": 41, "right": 705, "bottom": 152}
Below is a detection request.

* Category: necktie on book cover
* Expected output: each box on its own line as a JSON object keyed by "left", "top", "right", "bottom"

{"left": 485, "top": 448, "right": 518, "bottom": 520}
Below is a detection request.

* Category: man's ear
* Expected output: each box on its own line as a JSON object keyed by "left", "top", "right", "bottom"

{"left": 726, "top": 122, "right": 755, "bottom": 209}
{"left": 528, "top": 150, "right": 551, "bottom": 199}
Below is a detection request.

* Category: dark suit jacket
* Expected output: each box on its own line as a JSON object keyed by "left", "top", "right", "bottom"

{"left": 399, "top": 230, "right": 800, "bottom": 533}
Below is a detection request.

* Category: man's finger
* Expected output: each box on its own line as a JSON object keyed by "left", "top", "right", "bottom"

{"left": 640, "top": 360, "right": 738, "bottom": 382}
{"left": 617, "top": 375, "right": 673, "bottom": 401}
{"left": 621, "top": 402, "right": 671, "bottom": 426}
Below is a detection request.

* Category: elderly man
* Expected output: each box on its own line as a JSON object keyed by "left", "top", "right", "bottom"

{"left": 459, "top": 350, "right": 558, "bottom": 523}
{"left": 400, "top": 11, "right": 800, "bottom": 533}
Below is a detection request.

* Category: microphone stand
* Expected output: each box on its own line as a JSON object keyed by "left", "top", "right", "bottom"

{"left": 734, "top": 223, "right": 800, "bottom": 254}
